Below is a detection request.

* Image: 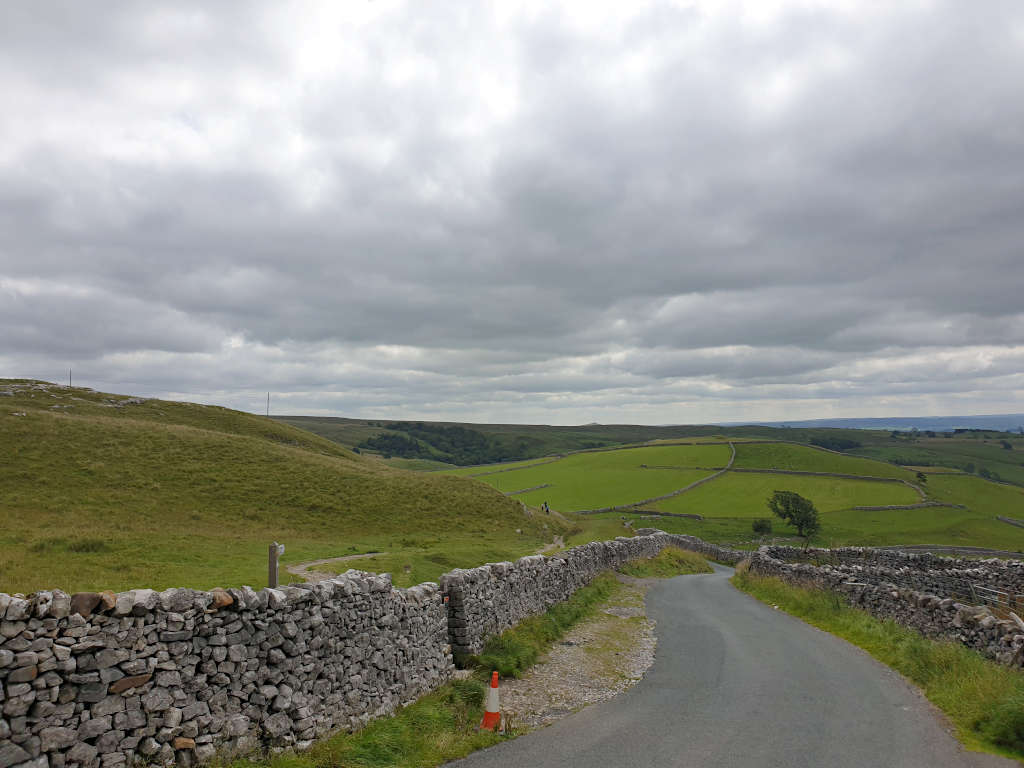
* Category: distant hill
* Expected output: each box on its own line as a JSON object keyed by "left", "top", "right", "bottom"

{"left": 0, "top": 380, "right": 550, "bottom": 593}
{"left": 277, "top": 413, "right": 1024, "bottom": 487}
{"left": 725, "top": 414, "right": 1024, "bottom": 433}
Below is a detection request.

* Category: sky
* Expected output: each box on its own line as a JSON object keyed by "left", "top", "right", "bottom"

{"left": 2, "top": 0, "right": 1023, "bottom": 425}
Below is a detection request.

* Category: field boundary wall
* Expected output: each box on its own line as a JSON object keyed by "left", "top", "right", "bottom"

{"left": 746, "top": 549, "right": 1024, "bottom": 668}
{"left": 440, "top": 532, "right": 743, "bottom": 655}
{"left": 0, "top": 533, "right": 743, "bottom": 768}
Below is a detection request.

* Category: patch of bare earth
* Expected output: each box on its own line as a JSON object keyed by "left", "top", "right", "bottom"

{"left": 286, "top": 552, "right": 387, "bottom": 583}
{"left": 500, "top": 574, "right": 657, "bottom": 731}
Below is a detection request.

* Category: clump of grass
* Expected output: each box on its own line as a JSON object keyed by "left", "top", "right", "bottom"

{"left": 472, "top": 573, "right": 619, "bottom": 678}
{"left": 732, "top": 568, "right": 1024, "bottom": 759}
{"left": 29, "top": 537, "right": 110, "bottom": 554}
{"left": 618, "top": 547, "right": 711, "bottom": 578}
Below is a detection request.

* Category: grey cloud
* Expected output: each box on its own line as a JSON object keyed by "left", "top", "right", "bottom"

{"left": 2, "top": 1, "right": 1023, "bottom": 422}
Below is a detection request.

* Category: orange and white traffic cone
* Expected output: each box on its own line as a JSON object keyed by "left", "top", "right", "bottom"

{"left": 479, "top": 671, "right": 503, "bottom": 732}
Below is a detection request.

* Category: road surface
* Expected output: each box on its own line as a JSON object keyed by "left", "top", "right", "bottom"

{"left": 448, "top": 564, "right": 1015, "bottom": 768}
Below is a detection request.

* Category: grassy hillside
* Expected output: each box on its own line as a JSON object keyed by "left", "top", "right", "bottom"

{"left": 0, "top": 380, "right": 555, "bottom": 593}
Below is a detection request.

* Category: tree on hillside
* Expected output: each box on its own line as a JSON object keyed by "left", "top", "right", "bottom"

{"left": 916, "top": 471, "right": 928, "bottom": 485}
{"left": 767, "top": 490, "right": 820, "bottom": 545}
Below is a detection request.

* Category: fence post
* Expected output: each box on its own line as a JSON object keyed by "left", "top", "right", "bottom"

{"left": 269, "top": 542, "right": 283, "bottom": 588}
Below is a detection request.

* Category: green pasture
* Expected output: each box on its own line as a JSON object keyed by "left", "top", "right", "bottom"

{"left": 515, "top": 468, "right": 712, "bottom": 512}
{"left": 822, "top": 506, "right": 1024, "bottom": 551}
{"left": 653, "top": 472, "right": 919, "bottom": 518}
{"left": 923, "top": 473, "right": 1024, "bottom": 516}
{"left": 449, "top": 444, "right": 731, "bottom": 512}
{"left": 731, "top": 442, "right": 915, "bottom": 480}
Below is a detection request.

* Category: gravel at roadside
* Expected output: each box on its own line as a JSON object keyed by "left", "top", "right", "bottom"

{"left": 498, "top": 574, "right": 658, "bottom": 731}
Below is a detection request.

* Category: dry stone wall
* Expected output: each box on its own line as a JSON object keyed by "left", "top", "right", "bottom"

{"left": 747, "top": 549, "right": 1024, "bottom": 669}
{"left": 759, "top": 545, "right": 1024, "bottom": 598}
{"left": 0, "top": 531, "right": 745, "bottom": 768}
{"left": 0, "top": 532, "right": 753, "bottom": 768}
{"left": 0, "top": 572, "right": 451, "bottom": 768}
{"left": 441, "top": 532, "right": 744, "bottom": 655}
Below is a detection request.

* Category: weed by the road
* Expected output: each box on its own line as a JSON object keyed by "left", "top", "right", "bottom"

{"left": 731, "top": 568, "right": 1024, "bottom": 760}
{"left": 618, "top": 547, "right": 711, "bottom": 578}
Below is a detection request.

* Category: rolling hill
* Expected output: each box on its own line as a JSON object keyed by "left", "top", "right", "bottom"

{"left": 0, "top": 380, "right": 554, "bottom": 593}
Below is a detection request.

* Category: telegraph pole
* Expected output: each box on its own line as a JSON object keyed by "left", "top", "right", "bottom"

{"left": 266, "top": 392, "right": 270, "bottom": 417}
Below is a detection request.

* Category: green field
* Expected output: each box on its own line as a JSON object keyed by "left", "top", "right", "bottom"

{"left": 731, "top": 443, "right": 916, "bottom": 481}
{"left": 0, "top": 381, "right": 558, "bottom": 593}
{"left": 923, "top": 473, "right": 1024, "bottom": 514}
{"left": 654, "top": 472, "right": 919, "bottom": 518}
{"left": 821, "top": 506, "right": 1024, "bottom": 551}
{"left": 449, "top": 444, "right": 731, "bottom": 511}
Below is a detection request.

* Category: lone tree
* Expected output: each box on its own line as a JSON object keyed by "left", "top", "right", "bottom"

{"left": 752, "top": 518, "right": 773, "bottom": 536}
{"left": 767, "top": 490, "right": 820, "bottom": 544}
{"left": 915, "top": 471, "right": 928, "bottom": 485}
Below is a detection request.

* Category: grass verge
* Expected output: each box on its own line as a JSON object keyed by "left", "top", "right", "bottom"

{"left": 731, "top": 566, "right": 1024, "bottom": 760}
{"left": 618, "top": 547, "right": 712, "bottom": 578}
{"left": 228, "top": 679, "right": 502, "bottom": 768}
{"left": 472, "top": 572, "right": 619, "bottom": 678}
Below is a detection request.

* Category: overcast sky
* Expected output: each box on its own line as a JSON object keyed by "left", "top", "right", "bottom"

{"left": 2, "top": 1, "right": 1023, "bottom": 424}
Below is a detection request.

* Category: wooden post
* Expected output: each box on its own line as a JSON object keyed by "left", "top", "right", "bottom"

{"left": 268, "top": 542, "right": 280, "bottom": 588}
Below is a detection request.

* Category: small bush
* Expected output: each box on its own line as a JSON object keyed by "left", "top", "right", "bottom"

{"left": 752, "top": 518, "right": 773, "bottom": 535}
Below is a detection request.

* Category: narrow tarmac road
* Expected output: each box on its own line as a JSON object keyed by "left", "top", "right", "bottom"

{"left": 448, "top": 565, "right": 1016, "bottom": 768}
